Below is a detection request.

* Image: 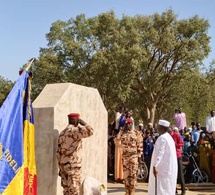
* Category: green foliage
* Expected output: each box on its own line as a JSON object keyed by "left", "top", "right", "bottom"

{"left": 17, "top": 10, "right": 212, "bottom": 125}
{"left": 0, "top": 76, "right": 14, "bottom": 107}
{"left": 158, "top": 69, "right": 211, "bottom": 126}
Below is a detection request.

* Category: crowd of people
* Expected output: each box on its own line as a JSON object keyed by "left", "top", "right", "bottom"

{"left": 108, "top": 107, "right": 215, "bottom": 195}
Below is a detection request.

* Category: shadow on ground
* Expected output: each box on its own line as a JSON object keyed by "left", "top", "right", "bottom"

{"left": 108, "top": 186, "right": 147, "bottom": 193}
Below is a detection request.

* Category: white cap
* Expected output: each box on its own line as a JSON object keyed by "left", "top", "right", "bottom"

{"left": 173, "top": 127, "right": 179, "bottom": 131}
{"left": 158, "top": 119, "right": 170, "bottom": 127}
{"left": 187, "top": 127, "right": 192, "bottom": 133}
{"left": 139, "top": 123, "right": 143, "bottom": 127}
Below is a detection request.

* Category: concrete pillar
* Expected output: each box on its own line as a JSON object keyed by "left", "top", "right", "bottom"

{"left": 33, "top": 83, "right": 107, "bottom": 195}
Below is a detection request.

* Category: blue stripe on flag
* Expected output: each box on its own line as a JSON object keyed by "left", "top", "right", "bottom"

{"left": 0, "top": 71, "right": 30, "bottom": 193}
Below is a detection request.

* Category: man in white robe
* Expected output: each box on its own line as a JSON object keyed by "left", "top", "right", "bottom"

{"left": 206, "top": 110, "right": 215, "bottom": 133}
{"left": 148, "top": 119, "right": 178, "bottom": 195}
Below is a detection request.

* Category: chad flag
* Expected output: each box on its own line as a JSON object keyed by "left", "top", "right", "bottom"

{"left": 0, "top": 71, "right": 37, "bottom": 194}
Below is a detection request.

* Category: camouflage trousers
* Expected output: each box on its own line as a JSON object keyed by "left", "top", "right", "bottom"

{"left": 122, "top": 155, "right": 138, "bottom": 190}
{"left": 59, "top": 164, "right": 82, "bottom": 195}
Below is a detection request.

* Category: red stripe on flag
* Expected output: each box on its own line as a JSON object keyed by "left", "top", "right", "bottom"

{"left": 24, "top": 168, "right": 37, "bottom": 195}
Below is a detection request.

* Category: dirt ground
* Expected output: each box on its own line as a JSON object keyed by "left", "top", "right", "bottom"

{"left": 107, "top": 180, "right": 215, "bottom": 195}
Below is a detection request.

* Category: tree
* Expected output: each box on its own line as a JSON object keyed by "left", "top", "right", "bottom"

{"left": 31, "top": 10, "right": 211, "bottom": 124}
{"left": 156, "top": 68, "right": 212, "bottom": 126}
{"left": 129, "top": 10, "right": 210, "bottom": 124}
{"left": 0, "top": 76, "right": 14, "bottom": 107}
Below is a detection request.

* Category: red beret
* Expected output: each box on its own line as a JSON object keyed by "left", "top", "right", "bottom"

{"left": 126, "top": 118, "right": 133, "bottom": 123}
{"left": 68, "top": 113, "right": 80, "bottom": 119}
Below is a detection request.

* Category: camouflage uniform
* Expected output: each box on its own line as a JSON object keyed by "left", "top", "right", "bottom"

{"left": 117, "top": 129, "right": 143, "bottom": 195}
{"left": 57, "top": 124, "right": 94, "bottom": 195}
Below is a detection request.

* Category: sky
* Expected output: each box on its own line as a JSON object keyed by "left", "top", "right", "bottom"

{"left": 0, "top": 0, "right": 215, "bottom": 81}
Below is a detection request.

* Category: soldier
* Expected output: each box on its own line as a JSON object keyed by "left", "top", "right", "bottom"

{"left": 56, "top": 113, "right": 94, "bottom": 195}
{"left": 116, "top": 118, "right": 143, "bottom": 195}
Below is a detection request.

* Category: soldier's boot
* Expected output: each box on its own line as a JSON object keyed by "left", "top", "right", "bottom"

{"left": 130, "top": 187, "right": 135, "bottom": 195}
{"left": 125, "top": 188, "right": 130, "bottom": 195}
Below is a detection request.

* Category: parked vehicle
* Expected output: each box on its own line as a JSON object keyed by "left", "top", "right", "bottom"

{"left": 137, "top": 160, "right": 148, "bottom": 181}
{"left": 182, "top": 152, "right": 208, "bottom": 183}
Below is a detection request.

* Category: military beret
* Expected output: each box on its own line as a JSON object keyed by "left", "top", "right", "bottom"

{"left": 68, "top": 113, "right": 80, "bottom": 119}
{"left": 126, "top": 118, "right": 133, "bottom": 123}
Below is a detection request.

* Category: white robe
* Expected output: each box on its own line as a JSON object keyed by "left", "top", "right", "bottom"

{"left": 148, "top": 132, "right": 177, "bottom": 195}
{"left": 206, "top": 115, "right": 215, "bottom": 133}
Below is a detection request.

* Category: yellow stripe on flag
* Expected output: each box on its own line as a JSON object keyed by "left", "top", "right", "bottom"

{"left": 1, "top": 166, "right": 24, "bottom": 195}
{"left": 23, "top": 120, "right": 37, "bottom": 195}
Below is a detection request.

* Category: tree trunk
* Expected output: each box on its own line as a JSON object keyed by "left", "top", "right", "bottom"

{"left": 146, "top": 103, "right": 157, "bottom": 125}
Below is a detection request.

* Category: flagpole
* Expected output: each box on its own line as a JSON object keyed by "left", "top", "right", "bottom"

{"left": 25, "top": 58, "right": 35, "bottom": 71}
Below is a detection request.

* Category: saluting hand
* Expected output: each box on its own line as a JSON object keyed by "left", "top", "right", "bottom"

{"left": 78, "top": 119, "right": 87, "bottom": 126}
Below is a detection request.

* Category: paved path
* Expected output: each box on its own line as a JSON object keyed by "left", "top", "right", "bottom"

{"left": 107, "top": 181, "right": 215, "bottom": 195}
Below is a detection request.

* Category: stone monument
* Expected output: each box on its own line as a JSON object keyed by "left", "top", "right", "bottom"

{"left": 33, "top": 83, "right": 107, "bottom": 195}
